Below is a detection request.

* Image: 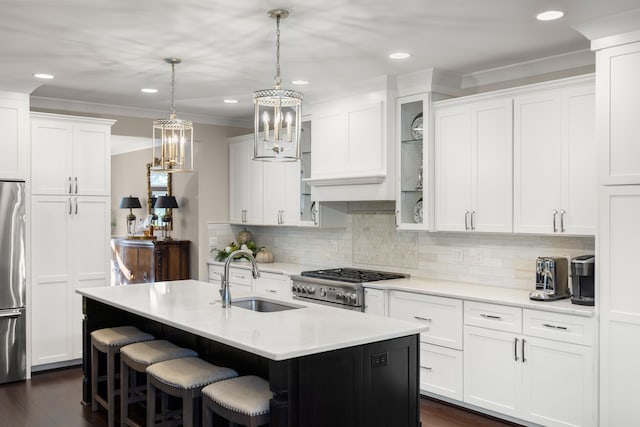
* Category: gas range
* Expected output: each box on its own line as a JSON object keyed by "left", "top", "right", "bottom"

{"left": 290, "top": 268, "right": 409, "bottom": 311}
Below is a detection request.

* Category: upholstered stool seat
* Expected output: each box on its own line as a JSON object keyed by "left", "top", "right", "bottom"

{"left": 120, "top": 340, "right": 198, "bottom": 426}
{"left": 91, "top": 326, "right": 154, "bottom": 427}
{"left": 146, "top": 357, "right": 238, "bottom": 427}
{"left": 202, "top": 375, "right": 273, "bottom": 427}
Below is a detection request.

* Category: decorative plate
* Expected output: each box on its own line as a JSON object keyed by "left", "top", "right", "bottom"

{"left": 413, "top": 198, "right": 423, "bottom": 224}
{"left": 411, "top": 113, "right": 423, "bottom": 140}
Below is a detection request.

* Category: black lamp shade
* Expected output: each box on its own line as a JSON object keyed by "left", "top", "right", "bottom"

{"left": 155, "top": 195, "right": 179, "bottom": 209}
{"left": 120, "top": 196, "right": 142, "bottom": 209}
{"left": 150, "top": 196, "right": 158, "bottom": 208}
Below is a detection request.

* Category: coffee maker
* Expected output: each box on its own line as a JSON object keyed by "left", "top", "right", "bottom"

{"left": 571, "top": 255, "right": 595, "bottom": 306}
{"left": 529, "top": 257, "right": 570, "bottom": 301}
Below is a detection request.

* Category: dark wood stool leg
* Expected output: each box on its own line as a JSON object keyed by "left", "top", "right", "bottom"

{"left": 147, "top": 380, "right": 157, "bottom": 426}
{"left": 120, "top": 358, "right": 129, "bottom": 426}
{"left": 91, "top": 342, "right": 99, "bottom": 412}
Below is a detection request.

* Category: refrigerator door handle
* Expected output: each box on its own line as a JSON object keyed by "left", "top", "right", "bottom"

{"left": 0, "top": 309, "right": 22, "bottom": 318}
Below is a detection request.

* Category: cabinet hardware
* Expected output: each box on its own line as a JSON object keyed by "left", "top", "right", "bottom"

{"left": 311, "top": 201, "right": 318, "bottom": 225}
{"left": 422, "top": 366, "right": 432, "bottom": 371}
{"left": 480, "top": 314, "right": 502, "bottom": 320}
{"left": 68, "top": 177, "right": 72, "bottom": 194}
{"left": 413, "top": 316, "right": 432, "bottom": 322}
{"left": 542, "top": 323, "right": 568, "bottom": 330}
{"left": 74, "top": 176, "right": 78, "bottom": 194}
{"left": 143, "top": 272, "right": 148, "bottom": 281}
{"left": 68, "top": 198, "right": 72, "bottom": 214}
{"left": 552, "top": 209, "right": 558, "bottom": 232}
{"left": 514, "top": 337, "right": 519, "bottom": 361}
{"left": 74, "top": 197, "right": 78, "bottom": 214}
{"left": 522, "top": 338, "right": 526, "bottom": 363}
{"left": 470, "top": 210, "right": 476, "bottom": 230}
{"left": 464, "top": 210, "right": 470, "bottom": 230}
{"left": 560, "top": 209, "right": 565, "bottom": 232}
{"left": 241, "top": 209, "right": 247, "bottom": 223}
{"left": 266, "top": 289, "right": 277, "bottom": 293}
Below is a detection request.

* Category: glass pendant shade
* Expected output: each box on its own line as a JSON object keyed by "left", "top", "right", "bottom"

{"left": 152, "top": 58, "right": 194, "bottom": 173}
{"left": 253, "top": 9, "right": 303, "bottom": 162}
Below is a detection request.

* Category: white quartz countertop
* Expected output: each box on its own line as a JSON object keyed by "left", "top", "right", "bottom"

{"left": 364, "top": 276, "right": 595, "bottom": 317}
{"left": 207, "top": 260, "right": 321, "bottom": 276}
{"left": 76, "top": 280, "right": 426, "bottom": 361}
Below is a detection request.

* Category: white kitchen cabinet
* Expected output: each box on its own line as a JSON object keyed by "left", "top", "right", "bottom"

{"left": 263, "top": 161, "right": 300, "bottom": 226}
{"left": 208, "top": 263, "right": 252, "bottom": 291}
{"left": 420, "top": 343, "right": 464, "bottom": 401}
{"left": 596, "top": 41, "right": 640, "bottom": 185}
{"left": 229, "top": 136, "right": 264, "bottom": 225}
{"left": 31, "top": 113, "right": 113, "bottom": 196}
{"left": 396, "top": 94, "right": 430, "bottom": 230}
{"left": 435, "top": 98, "right": 513, "bottom": 232}
{"left": 598, "top": 186, "right": 640, "bottom": 425}
{"left": 463, "top": 301, "right": 596, "bottom": 426}
{"left": 0, "top": 91, "right": 29, "bottom": 180}
{"left": 513, "top": 80, "right": 596, "bottom": 235}
{"left": 364, "top": 287, "right": 386, "bottom": 316}
{"left": 253, "top": 271, "right": 292, "bottom": 301}
{"left": 388, "top": 290, "right": 464, "bottom": 400}
{"left": 31, "top": 196, "right": 110, "bottom": 366}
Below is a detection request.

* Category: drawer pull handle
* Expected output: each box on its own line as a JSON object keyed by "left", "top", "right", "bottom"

{"left": 266, "top": 289, "right": 277, "bottom": 293}
{"left": 542, "top": 323, "right": 568, "bottom": 330}
{"left": 422, "top": 366, "right": 432, "bottom": 371}
{"left": 414, "top": 316, "right": 432, "bottom": 322}
{"left": 480, "top": 314, "right": 502, "bottom": 320}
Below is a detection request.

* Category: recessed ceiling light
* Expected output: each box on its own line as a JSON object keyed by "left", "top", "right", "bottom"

{"left": 292, "top": 80, "right": 308, "bottom": 85}
{"left": 389, "top": 52, "right": 411, "bottom": 60}
{"left": 536, "top": 10, "right": 565, "bottom": 21}
{"left": 34, "top": 73, "right": 54, "bottom": 79}
{"left": 223, "top": 99, "right": 239, "bottom": 104}
{"left": 140, "top": 88, "right": 158, "bottom": 93}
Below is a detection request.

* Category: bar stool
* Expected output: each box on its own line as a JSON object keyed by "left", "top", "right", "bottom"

{"left": 120, "top": 339, "right": 198, "bottom": 426}
{"left": 146, "top": 357, "right": 238, "bottom": 427}
{"left": 202, "top": 375, "right": 273, "bottom": 427}
{"left": 91, "top": 326, "right": 155, "bottom": 427}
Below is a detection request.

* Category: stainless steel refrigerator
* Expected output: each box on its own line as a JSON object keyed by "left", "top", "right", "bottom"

{"left": 0, "top": 181, "right": 26, "bottom": 384}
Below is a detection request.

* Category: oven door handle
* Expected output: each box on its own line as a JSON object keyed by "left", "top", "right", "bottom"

{"left": 292, "top": 295, "right": 363, "bottom": 312}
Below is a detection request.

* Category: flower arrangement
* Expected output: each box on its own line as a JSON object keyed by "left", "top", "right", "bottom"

{"left": 214, "top": 240, "right": 258, "bottom": 262}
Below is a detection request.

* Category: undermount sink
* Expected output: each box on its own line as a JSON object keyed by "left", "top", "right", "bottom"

{"left": 230, "top": 297, "right": 304, "bottom": 313}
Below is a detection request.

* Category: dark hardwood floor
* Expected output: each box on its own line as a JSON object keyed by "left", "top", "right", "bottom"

{"left": 0, "top": 367, "right": 519, "bottom": 426}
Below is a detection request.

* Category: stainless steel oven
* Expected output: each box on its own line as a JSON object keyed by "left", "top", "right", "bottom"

{"left": 290, "top": 268, "right": 408, "bottom": 311}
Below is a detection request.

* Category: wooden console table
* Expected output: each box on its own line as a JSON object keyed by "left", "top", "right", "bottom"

{"left": 111, "top": 238, "right": 190, "bottom": 285}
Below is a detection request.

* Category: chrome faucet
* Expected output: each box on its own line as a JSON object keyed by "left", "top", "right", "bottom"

{"left": 220, "top": 249, "right": 260, "bottom": 308}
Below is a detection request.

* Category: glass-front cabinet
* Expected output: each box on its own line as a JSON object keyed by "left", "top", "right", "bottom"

{"left": 396, "top": 93, "right": 430, "bottom": 230}
{"left": 299, "top": 120, "right": 317, "bottom": 225}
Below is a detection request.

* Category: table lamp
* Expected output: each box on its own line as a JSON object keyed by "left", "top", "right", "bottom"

{"left": 155, "top": 195, "right": 179, "bottom": 239}
{"left": 120, "top": 196, "right": 142, "bottom": 236}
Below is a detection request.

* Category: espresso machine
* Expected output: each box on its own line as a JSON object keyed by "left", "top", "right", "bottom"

{"left": 570, "top": 255, "right": 595, "bottom": 306}
{"left": 529, "top": 257, "right": 571, "bottom": 301}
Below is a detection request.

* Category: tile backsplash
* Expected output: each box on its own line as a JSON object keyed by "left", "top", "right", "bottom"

{"left": 208, "top": 207, "right": 594, "bottom": 291}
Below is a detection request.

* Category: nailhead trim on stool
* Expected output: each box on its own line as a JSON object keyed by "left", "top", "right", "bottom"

{"left": 91, "top": 326, "right": 154, "bottom": 427}
{"left": 120, "top": 340, "right": 198, "bottom": 427}
{"left": 146, "top": 357, "right": 238, "bottom": 427}
{"left": 202, "top": 375, "right": 273, "bottom": 427}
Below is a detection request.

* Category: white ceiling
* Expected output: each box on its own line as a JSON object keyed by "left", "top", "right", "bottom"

{"left": 2, "top": 0, "right": 638, "bottom": 127}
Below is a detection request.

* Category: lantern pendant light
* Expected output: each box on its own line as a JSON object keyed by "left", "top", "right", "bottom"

{"left": 152, "top": 58, "right": 194, "bottom": 173}
{"left": 253, "top": 9, "right": 303, "bottom": 162}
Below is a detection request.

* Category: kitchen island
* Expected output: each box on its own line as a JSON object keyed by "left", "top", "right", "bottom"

{"left": 77, "top": 280, "right": 425, "bottom": 427}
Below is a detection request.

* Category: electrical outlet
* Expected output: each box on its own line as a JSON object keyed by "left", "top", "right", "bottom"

{"left": 371, "top": 352, "right": 388, "bottom": 368}
{"left": 208, "top": 236, "right": 218, "bottom": 248}
{"left": 452, "top": 248, "right": 464, "bottom": 262}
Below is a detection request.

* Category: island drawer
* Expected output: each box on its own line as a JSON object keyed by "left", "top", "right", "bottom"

{"left": 464, "top": 301, "right": 522, "bottom": 333}
{"left": 389, "top": 291, "right": 463, "bottom": 350}
{"left": 523, "top": 309, "right": 595, "bottom": 346}
{"left": 254, "top": 272, "right": 292, "bottom": 300}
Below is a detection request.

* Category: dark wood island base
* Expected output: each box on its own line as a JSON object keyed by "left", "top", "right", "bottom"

{"left": 82, "top": 297, "right": 420, "bottom": 427}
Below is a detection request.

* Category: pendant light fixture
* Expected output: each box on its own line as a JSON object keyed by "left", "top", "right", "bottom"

{"left": 152, "top": 58, "right": 193, "bottom": 173}
{"left": 253, "top": 9, "right": 303, "bottom": 162}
